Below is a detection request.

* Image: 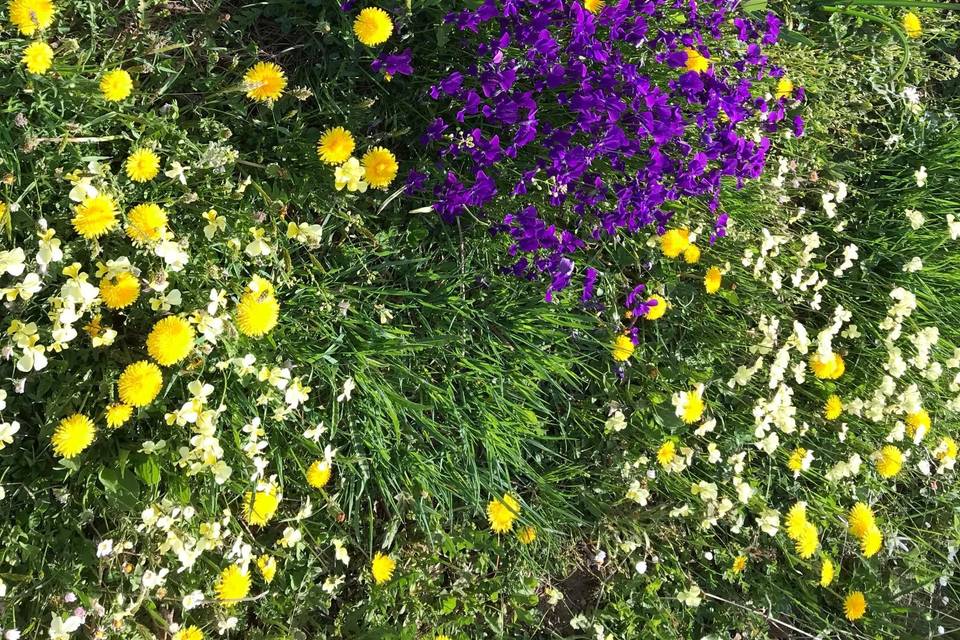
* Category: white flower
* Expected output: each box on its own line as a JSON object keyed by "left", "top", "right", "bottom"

{"left": 279, "top": 526, "right": 302, "bottom": 548}
{"left": 676, "top": 584, "right": 703, "bottom": 607}
{"left": 155, "top": 240, "right": 189, "bottom": 272}
{"left": 333, "top": 538, "right": 350, "bottom": 566}
{"left": 604, "top": 409, "right": 627, "bottom": 433}
{"left": 245, "top": 228, "right": 272, "bottom": 257}
{"left": 322, "top": 575, "right": 345, "bottom": 595}
{"left": 141, "top": 568, "right": 169, "bottom": 589}
{"left": 947, "top": 214, "right": 960, "bottom": 240}
{"left": 914, "top": 165, "right": 927, "bottom": 187}
{"left": 165, "top": 161, "right": 189, "bottom": 185}
{"left": 0, "top": 422, "right": 20, "bottom": 450}
{"left": 757, "top": 508, "right": 780, "bottom": 536}
{"left": 182, "top": 590, "right": 204, "bottom": 610}
{"left": 6, "top": 629, "right": 21, "bottom": 640}
{"left": 217, "top": 617, "right": 238, "bottom": 635}
{"left": 48, "top": 615, "right": 82, "bottom": 640}
{"left": 905, "top": 208, "right": 925, "bottom": 229}
{"left": 0, "top": 248, "right": 26, "bottom": 277}
{"left": 96, "top": 539, "right": 113, "bottom": 558}
{"left": 337, "top": 377, "right": 355, "bottom": 403}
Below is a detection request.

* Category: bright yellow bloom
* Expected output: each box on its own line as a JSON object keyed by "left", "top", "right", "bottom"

{"left": 785, "top": 502, "right": 807, "bottom": 540}
{"left": 215, "top": 564, "right": 251, "bottom": 604}
{"left": 517, "top": 526, "right": 536, "bottom": 544}
{"left": 244, "top": 62, "right": 287, "bottom": 103}
{"left": 660, "top": 228, "right": 690, "bottom": 258}
{"left": 487, "top": 494, "right": 520, "bottom": 534}
{"left": 371, "top": 552, "right": 396, "bottom": 584}
{"left": 775, "top": 77, "right": 794, "bottom": 100}
{"left": 902, "top": 12, "right": 921, "bottom": 38}
{"left": 72, "top": 194, "right": 118, "bottom": 240}
{"left": 22, "top": 41, "right": 54, "bottom": 74}
{"left": 844, "top": 591, "right": 867, "bottom": 621}
{"left": 824, "top": 395, "right": 843, "bottom": 420}
{"left": 861, "top": 524, "right": 882, "bottom": 558}
{"left": 100, "top": 69, "right": 133, "bottom": 101}
{"left": 146, "top": 316, "right": 195, "bottom": 366}
{"left": 118, "top": 360, "right": 163, "bottom": 407}
{"left": 105, "top": 403, "right": 133, "bottom": 428}
{"left": 935, "top": 436, "right": 957, "bottom": 463}
{"left": 172, "top": 626, "right": 203, "bottom": 640}
{"left": 906, "top": 408, "right": 930, "bottom": 440}
{"left": 362, "top": 147, "right": 399, "bottom": 189}
{"left": 810, "top": 351, "right": 844, "bottom": 380}
{"left": 684, "top": 48, "right": 710, "bottom": 73}
{"left": 644, "top": 294, "right": 667, "bottom": 320}
{"left": 125, "top": 149, "right": 160, "bottom": 182}
{"left": 354, "top": 7, "right": 393, "bottom": 46}
{"left": 819, "top": 558, "right": 835, "bottom": 587}
{"left": 731, "top": 555, "right": 747, "bottom": 574}
{"left": 847, "top": 502, "right": 875, "bottom": 539}
{"left": 306, "top": 459, "right": 332, "bottom": 489}
{"left": 787, "top": 448, "right": 809, "bottom": 474}
{"left": 794, "top": 521, "right": 818, "bottom": 559}
{"left": 126, "top": 203, "right": 167, "bottom": 243}
{"left": 243, "top": 487, "right": 280, "bottom": 526}
{"left": 52, "top": 413, "right": 96, "bottom": 459}
{"left": 704, "top": 267, "right": 722, "bottom": 294}
{"left": 583, "top": 0, "right": 604, "bottom": 14}
{"left": 256, "top": 554, "right": 277, "bottom": 583}
{"left": 99, "top": 272, "right": 140, "bottom": 310}
{"left": 236, "top": 290, "right": 280, "bottom": 337}
{"left": 656, "top": 440, "right": 676, "bottom": 467}
{"left": 683, "top": 244, "right": 701, "bottom": 264}
{"left": 9, "top": 0, "right": 54, "bottom": 35}
{"left": 317, "top": 127, "right": 356, "bottom": 165}
{"left": 678, "top": 389, "right": 704, "bottom": 424}
{"left": 611, "top": 335, "right": 634, "bottom": 362}
{"left": 875, "top": 445, "right": 903, "bottom": 478}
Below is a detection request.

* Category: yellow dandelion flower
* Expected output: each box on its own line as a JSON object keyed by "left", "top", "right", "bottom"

{"left": 824, "top": 395, "right": 843, "bottom": 420}
{"left": 644, "top": 294, "right": 667, "bottom": 320}
{"left": 819, "top": 557, "right": 835, "bottom": 587}
{"left": 362, "top": 147, "right": 399, "bottom": 189}
{"left": 861, "top": 524, "right": 882, "bottom": 558}
{"left": 9, "top": 0, "right": 54, "bottom": 35}
{"left": 215, "top": 564, "right": 251, "bottom": 604}
{"left": 906, "top": 408, "right": 930, "bottom": 440}
{"left": 371, "top": 552, "right": 396, "bottom": 584}
{"left": 844, "top": 591, "right": 866, "bottom": 621}
{"left": 704, "top": 267, "right": 722, "bottom": 294}
{"left": 99, "top": 272, "right": 140, "bottom": 310}
{"left": 787, "top": 447, "right": 809, "bottom": 474}
{"left": 243, "top": 62, "right": 287, "bottom": 103}
{"left": 22, "top": 41, "right": 54, "bottom": 74}
{"left": 354, "top": 7, "right": 393, "bottom": 46}
{"left": 236, "top": 291, "right": 280, "bottom": 337}
{"left": 795, "top": 521, "right": 818, "bottom": 559}
{"left": 146, "top": 316, "right": 195, "bottom": 366}
{"left": 683, "top": 244, "right": 701, "bottom": 264}
{"left": 105, "top": 403, "right": 133, "bottom": 429}
{"left": 100, "top": 69, "right": 133, "bottom": 102}
{"left": 243, "top": 487, "right": 280, "bottom": 526}
{"left": 678, "top": 389, "right": 704, "bottom": 424}
{"left": 611, "top": 334, "right": 634, "bottom": 362}
{"left": 660, "top": 228, "right": 690, "bottom": 258}
{"left": 126, "top": 203, "right": 167, "bottom": 244}
{"left": 902, "top": 12, "right": 921, "bottom": 38}
{"left": 172, "top": 626, "right": 203, "bottom": 640}
{"left": 51, "top": 413, "right": 96, "bottom": 459}
{"left": 656, "top": 440, "right": 676, "bottom": 468}
{"left": 487, "top": 493, "right": 520, "bottom": 534}
{"left": 306, "top": 459, "right": 332, "bottom": 489}
{"left": 583, "top": 0, "right": 604, "bottom": 14}
{"left": 875, "top": 445, "right": 903, "bottom": 478}
{"left": 435, "top": 636, "right": 452, "bottom": 640}
{"left": 256, "top": 554, "right": 277, "bottom": 584}
{"left": 72, "top": 194, "right": 118, "bottom": 240}
{"left": 125, "top": 149, "right": 160, "bottom": 183}
{"left": 517, "top": 526, "right": 537, "bottom": 545}
{"left": 118, "top": 360, "right": 163, "bottom": 407}
{"left": 775, "top": 77, "right": 794, "bottom": 100}
{"left": 810, "top": 351, "right": 844, "bottom": 380}
{"left": 317, "top": 127, "right": 356, "bottom": 165}
{"left": 847, "top": 502, "right": 875, "bottom": 539}
{"left": 684, "top": 48, "right": 710, "bottom": 73}
{"left": 731, "top": 555, "right": 747, "bottom": 574}
{"left": 785, "top": 502, "right": 807, "bottom": 541}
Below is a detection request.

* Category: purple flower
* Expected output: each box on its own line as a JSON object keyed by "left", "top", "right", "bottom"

{"left": 371, "top": 49, "right": 413, "bottom": 77}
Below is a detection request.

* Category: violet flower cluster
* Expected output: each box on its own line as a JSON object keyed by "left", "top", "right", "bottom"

{"left": 417, "top": 0, "right": 801, "bottom": 301}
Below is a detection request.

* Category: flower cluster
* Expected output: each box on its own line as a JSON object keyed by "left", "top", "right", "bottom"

{"left": 421, "top": 0, "right": 800, "bottom": 299}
